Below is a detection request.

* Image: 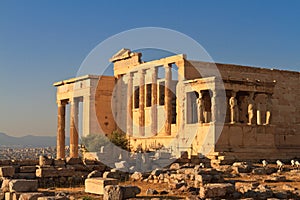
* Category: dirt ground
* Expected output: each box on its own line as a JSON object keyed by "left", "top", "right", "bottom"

{"left": 38, "top": 163, "right": 300, "bottom": 200}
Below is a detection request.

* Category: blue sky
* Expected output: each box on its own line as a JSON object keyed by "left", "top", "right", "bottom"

{"left": 0, "top": 1, "right": 299, "bottom": 136}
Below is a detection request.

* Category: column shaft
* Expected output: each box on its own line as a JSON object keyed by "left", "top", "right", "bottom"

{"left": 139, "top": 70, "right": 145, "bottom": 136}
{"left": 151, "top": 68, "right": 158, "bottom": 136}
{"left": 57, "top": 101, "right": 66, "bottom": 159}
{"left": 127, "top": 73, "right": 133, "bottom": 136}
{"left": 116, "top": 75, "right": 123, "bottom": 131}
{"left": 70, "top": 99, "right": 79, "bottom": 158}
{"left": 164, "top": 64, "right": 172, "bottom": 135}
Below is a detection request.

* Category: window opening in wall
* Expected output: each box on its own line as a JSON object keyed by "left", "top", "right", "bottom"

{"left": 159, "top": 81, "right": 165, "bottom": 105}
{"left": 134, "top": 86, "right": 139, "bottom": 108}
{"left": 146, "top": 84, "right": 152, "bottom": 107}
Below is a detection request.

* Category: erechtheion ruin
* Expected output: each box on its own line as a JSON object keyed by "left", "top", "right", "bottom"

{"left": 54, "top": 49, "right": 300, "bottom": 162}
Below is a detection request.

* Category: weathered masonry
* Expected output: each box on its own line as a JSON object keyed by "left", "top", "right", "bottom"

{"left": 54, "top": 48, "right": 300, "bottom": 161}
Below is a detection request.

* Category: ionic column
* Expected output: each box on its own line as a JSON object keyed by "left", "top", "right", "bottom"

{"left": 151, "top": 68, "right": 158, "bottom": 136}
{"left": 164, "top": 64, "right": 172, "bottom": 135}
{"left": 83, "top": 94, "right": 95, "bottom": 137}
{"left": 127, "top": 73, "right": 133, "bottom": 136}
{"left": 116, "top": 75, "right": 123, "bottom": 131}
{"left": 70, "top": 98, "right": 79, "bottom": 158}
{"left": 57, "top": 100, "right": 66, "bottom": 159}
{"left": 139, "top": 70, "right": 145, "bottom": 136}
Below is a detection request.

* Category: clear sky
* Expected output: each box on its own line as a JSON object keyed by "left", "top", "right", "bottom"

{"left": 0, "top": 1, "right": 299, "bottom": 137}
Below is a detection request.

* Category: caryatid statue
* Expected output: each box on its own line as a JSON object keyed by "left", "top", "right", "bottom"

{"left": 248, "top": 93, "right": 255, "bottom": 125}
{"left": 229, "top": 93, "right": 239, "bottom": 123}
{"left": 197, "top": 92, "right": 205, "bottom": 123}
{"left": 265, "top": 94, "right": 272, "bottom": 125}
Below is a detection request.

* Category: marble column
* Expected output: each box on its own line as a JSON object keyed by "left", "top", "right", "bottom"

{"left": 70, "top": 98, "right": 79, "bottom": 158}
{"left": 164, "top": 64, "right": 172, "bottom": 135}
{"left": 116, "top": 75, "right": 123, "bottom": 131}
{"left": 139, "top": 70, "right": 145, "bottom": 136}
{"left": 127, "top": 73, "right": 133, "bottom": 136}
{"left": 151, "top": 68, "right": 158, "bottom": 136}
{"left": 57, "top": 100, "right": 66, "bottom": 159}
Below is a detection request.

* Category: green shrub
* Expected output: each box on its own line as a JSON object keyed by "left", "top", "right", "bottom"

{"left": 80, "top": 130, "right": 130, "bottom": 152}
{"left": 80, "top": 134, "right": 109, "bottom": 152}
{"left": 109, "top": 130, "right": 130, "bottom": 151}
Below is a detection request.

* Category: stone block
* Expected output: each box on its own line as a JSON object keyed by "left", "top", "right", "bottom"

{"left": 103, "top": 185, "right": 122, "bottom": 200}
{"left": 66, "top": 157, "right": 82, "bottom": 165}
{"left": 103, "top": 185, "right": 141, "bottom": 200}
{"left": 114, "top": 161, "right": 129, "bottom": 170}
{"left": 19, "top": 166, "right": 36, "bottom": 173}
{"left": 9, "top": 179, "right": 38, "bottom": 192}
{"left": 1, "top": 179, "right": 10, "bottom": 192}
{"left": 53, "top": 160, "right": 65, "bottom": 167}
{"left": 194, "top": 174, "right": 212, "bottom": 187}
{"left": 0, "top": 167, "right": 15, "bottom": 177}
{"left": 4, "top": 192, "right": 20, "bottom": 200}
{"left": 17, "top": 160, "right": 39, "bottom": 166}
{"left": 103, "top": 171, "right": 121, "bottom": 180}
{"left": 87, "top": 170, "right": 102, "bottom": 179}
{"left": 19, "top": 192, "right": 44, "bottom": 200}
{"left": 14, "top": 173, "right": 36, "bottom": 179}
{"left": 85, "top": 178, "right": 119, "bottom": 195}
{"left": 130, "top": 172, "right": 143, "bottom": 181}
{"left": 37, "top": 197, "right": 69, "bottom": 200}
{"left": 199, "top": 183, "right": 235, "bottom": 199}
{"left": 121, "top": 186, "right": 141, "bottom": 199}
{"left": 39, "top": 156, "right": 53, "bottom": 167}
{"left": 36, "top": 168, "right": 75, "bottom": 178}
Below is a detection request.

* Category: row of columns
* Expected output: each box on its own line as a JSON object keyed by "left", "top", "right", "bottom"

{"left": 57, "top": 98, "right": 80, "bottom": 159}
{"left": 126, "top": 64, "right": 172, "bottom": 137}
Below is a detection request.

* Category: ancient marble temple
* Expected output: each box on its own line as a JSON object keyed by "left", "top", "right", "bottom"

{"left": 54, "top": 49, "right": 300, "bottom": 161}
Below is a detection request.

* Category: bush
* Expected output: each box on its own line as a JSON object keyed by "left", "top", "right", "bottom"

{"left": 80, "top": 130, "right": 129, "bottom": 152}
{"left": 109, "top": 130, "right": 130, "bottom": 151}
{"left": 80, "top": 134, "right": 109, "bottom": 152}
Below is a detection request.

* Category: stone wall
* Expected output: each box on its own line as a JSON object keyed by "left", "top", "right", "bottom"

{"left": 189, "top": 61, "right": 300, "bottom": 160}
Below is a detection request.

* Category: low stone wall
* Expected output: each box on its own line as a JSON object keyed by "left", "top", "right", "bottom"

{"left": 0, "top": 156, "right": 108, "bottom": 188}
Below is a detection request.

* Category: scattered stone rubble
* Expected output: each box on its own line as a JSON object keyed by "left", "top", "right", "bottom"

{"left": 2, "top": 154, "right": 300, "bottom": 199}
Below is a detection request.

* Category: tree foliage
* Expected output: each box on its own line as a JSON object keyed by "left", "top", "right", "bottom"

{"left": 80, "top": 130, "right": 129, "bottom": 152}
{"left": 80, "top": 134, "right": 109, "bottom": 152}
{"left": 109, "top": 130, "right": 129, "bottom": 151}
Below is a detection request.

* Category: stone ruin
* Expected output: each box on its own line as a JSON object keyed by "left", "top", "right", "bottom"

{"left": 53, "top": 48, "right": 300, "bottom": 163}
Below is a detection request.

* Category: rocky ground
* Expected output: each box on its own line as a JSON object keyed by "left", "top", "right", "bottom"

{"left": 26, "top": 161, "right": 300, "bottom": 200}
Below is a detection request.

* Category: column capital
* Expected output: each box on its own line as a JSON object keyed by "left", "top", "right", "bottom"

{"left": 57, "top": 100, "right": 67, "bottom": 106}
{"left": 151, "top": 67, "right": 158, "bottom": 73}
{"left": 164, "top": 63, "right": 171, "bottom": 68}
{"left": 138, "top": 69, "right": 146, "bottom": 75}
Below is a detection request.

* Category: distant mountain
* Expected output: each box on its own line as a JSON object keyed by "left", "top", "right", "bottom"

{"left": 0, "top": 132, "right": 61, "bottom": 147}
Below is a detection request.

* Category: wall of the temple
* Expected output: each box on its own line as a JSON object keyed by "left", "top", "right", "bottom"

{"left": 188, "top": 61, "right": 300, "bottom": 158}
{"left": 95, "top": 76, "right": 116, "bottom": 136}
